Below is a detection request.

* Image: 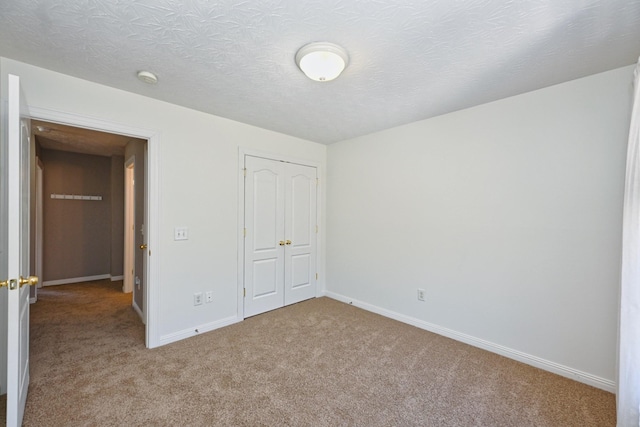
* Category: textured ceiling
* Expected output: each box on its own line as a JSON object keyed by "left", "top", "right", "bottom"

{"left": 1, "top": 0, "right": 640, "bottom": 144}
{"left": 33, "top": 119, "right": 143, "bottom": 157}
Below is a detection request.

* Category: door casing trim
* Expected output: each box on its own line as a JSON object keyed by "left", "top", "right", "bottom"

{"left": 27, "top": 106, "right": 161, "bottom": 348}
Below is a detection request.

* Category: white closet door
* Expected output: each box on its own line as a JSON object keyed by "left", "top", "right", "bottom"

{"left": 243, "top": 156, "right": 317, "bottom": 317}
{"left": 244, "top": 156, "right": 285, "bottom": 317}
{"left": 284, "top": 163, "right": 317, "bottom": 305}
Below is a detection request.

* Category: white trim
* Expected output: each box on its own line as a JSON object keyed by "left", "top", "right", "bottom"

{"left": 158, "top": 316, "right": 241, "bottom": 346}
{"left": 35, "top": 161, "right": 43, "bottom": 288}
{"left": 236, "top": 150, "right": 245, "bottom": 321}
{"left": 42, "top": 274, "right": 124, "bottom": 286}
{"left": 132, "top": 299, "right": 144, "bottom": 324}
{"left": 123, "top": 157, "right": 135, "bottom": 294}
{"left": 324, "top": 290, "right": 616, "bottom": 393}
{"left": 43, "top": 274, "right": 110, "bottom": 286}
{"left": 239, "top": 148, "right": 323, "bottom": 170}
{"left": 27, "top": 106, "right": 161, "bottom": 349}
{"left": 237, "top": 147, "right": 323, "bottom": 320}
{"left": 29, "top": 297, "right": 36, "bottom": 304}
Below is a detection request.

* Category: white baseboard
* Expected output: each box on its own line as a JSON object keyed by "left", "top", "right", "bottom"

{"left": 158, "top": 316, "right": 242, "bottom": 347}
{"left": 43, "top": 274, "right": 110, "bottom": 286}
{"left": 110, "top": 275, "right": 124, "bottom": 281}
{"left": 132, "top": 300, "right": 145, "bottom": 324}
{"left": 323, "top": 290, "right": 615, "bottom": 393}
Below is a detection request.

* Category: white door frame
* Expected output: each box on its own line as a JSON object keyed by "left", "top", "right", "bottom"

{"left": 33, "top": 159, "right": 43, "bottom": 300}
{"left": 27, "top": 106, "right": 161, "bottom": 348}
{"left": 123, "top": 157, "right": 135, "bottom": 294}
{"left": 237, "top": 148, "right": 322, "bottom": 320}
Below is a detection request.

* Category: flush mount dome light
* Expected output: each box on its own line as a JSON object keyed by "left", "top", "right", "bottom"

{"left": 295, "top": 42, "right": 349, "bottom": 82}
{"left": 137, "top": 70, "right": 158, "bottom": 84}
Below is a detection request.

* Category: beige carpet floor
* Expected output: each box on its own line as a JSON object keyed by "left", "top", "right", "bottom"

{"left": 13, "top": 280, "right": 615, "bottom": 426}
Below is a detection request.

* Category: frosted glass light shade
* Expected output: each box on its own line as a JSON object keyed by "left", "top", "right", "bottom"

{"left": 295, "top": 42, "right": 349, "bottom": 82}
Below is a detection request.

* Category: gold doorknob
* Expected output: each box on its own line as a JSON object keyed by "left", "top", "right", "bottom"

{"left": 0, "top": 280, "right": 8, "bottom": 288}
{"left": 285, "top": 240, "right": 292, "bottom": 245}
{"left": 19, "top": 276, "right": 39, "bottom": 287}
{"left": 140, "top": 244, "right": 148, "bottom": 250}
{"left": 279, "top": 241, "right": 285, "bottom": 246}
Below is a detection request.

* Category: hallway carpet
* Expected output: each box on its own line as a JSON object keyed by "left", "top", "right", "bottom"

{"left": 20, "top": 280, "right": 615, "bottom": 426}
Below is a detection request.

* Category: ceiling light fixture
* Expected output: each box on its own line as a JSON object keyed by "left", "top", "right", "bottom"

{"left": 137, "top": 70, "right": 158, "bottom": 85}
{"left": 295, "top": 42, "right": 349, "bottom": 82}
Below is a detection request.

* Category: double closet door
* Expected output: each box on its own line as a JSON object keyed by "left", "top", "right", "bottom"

{"left": 244, "top": 156, "right": 317, "bottom": 317}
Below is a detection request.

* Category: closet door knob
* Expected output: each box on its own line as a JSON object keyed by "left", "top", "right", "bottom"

{"left": 285, "top": 240, "right": 292, "bottom": 245}
{"left": 279, "top": 241, "right": 285, "bottom": 246}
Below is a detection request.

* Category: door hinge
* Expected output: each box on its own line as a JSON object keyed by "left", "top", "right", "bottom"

{"left": 316, "top": 225, "right": 318, "bottom": 234}
{"left": 315, "top": 273, "right": 318, "bottom": 280}
{"left": 243, "top": 168, "right": 247, "bottom": 177}
{"left": 243, "top": 288, "right": 246, "bottom": 297}
{"left": 243, "top": 228, "right": 247, "bottom": 237}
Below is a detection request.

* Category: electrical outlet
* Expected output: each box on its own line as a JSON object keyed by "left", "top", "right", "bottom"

{"left": 205, "top": 291, "right": 213, "bottom": 303}
{"left": 175, "top": 227, "right": 188, "bottom": 241}
{"left": 417, "top": 288, "right": 425, "bottom": 302}
{"left": 194, "top": 292, "right": 203, "bottom": 306}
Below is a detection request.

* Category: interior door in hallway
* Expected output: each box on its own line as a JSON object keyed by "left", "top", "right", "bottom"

{"left": 244, "top": 156, "right": 317, "bottom": 317}
{"left": 3, "top": 74, "right": 37, "bottom": 427}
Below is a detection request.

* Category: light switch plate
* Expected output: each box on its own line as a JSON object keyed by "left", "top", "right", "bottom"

{"left": 175, "top": 227, "right": 188, "bottom": 240}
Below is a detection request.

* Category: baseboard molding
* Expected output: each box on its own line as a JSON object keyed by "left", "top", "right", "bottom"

{"left": 132, "top": 300, "right": 144, "bottom": 324}
{"left": 323, "top": 290, "right": 615, "bottom": 393}
{"left": 158, "top": 316, "right": 242, "bottom": 347}
{"left": 42, "top": 274, "right": 126, "bottom": 286}
{"left": 43, "top": 274, "right": 110, "bottom": 286}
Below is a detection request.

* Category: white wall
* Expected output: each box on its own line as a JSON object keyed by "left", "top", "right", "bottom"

{"left": 0, "top": 58, "right": 326, "bottom": 346}
{"left": 326, "top": 65, "right": 634, "bottom": 390}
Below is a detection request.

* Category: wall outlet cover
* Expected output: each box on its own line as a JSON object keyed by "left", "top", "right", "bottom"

{"left": 175, "top": 227, "right": 189, "bottom": 240}
{"left": 194, "top": 292, "right": 203, "bottom": 306}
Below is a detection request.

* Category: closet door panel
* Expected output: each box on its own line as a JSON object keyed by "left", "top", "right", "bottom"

{"left": 244, "top": 157, "right": 285, "bottom": 317}
{"left": 284, "top": 163, "right": 317, "bottom": 305}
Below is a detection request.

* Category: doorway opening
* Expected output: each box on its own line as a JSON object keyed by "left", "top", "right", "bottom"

{"left": 29, "top": 117, "right": 150, "bottom": 341}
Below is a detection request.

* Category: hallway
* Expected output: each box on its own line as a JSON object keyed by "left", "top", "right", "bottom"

{"left": 24, "top": 280, "right": 144, "bottom": 424}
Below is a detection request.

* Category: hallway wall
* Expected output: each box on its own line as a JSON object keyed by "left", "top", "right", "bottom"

{"left": 41, "top": 149, "right": 121, "bottom": 283}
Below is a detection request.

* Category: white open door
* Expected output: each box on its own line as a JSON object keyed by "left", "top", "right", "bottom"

{"left": 123, "top": 158, "right": 135, "bottom": 294}
{"left": 3, "top": 74, "right": 37, "bottom": 426}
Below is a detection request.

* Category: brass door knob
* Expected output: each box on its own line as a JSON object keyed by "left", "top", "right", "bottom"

{"left": 19, "top": 276, "right": 39, "bottom": 287}
{"left": 279, "top": 241, "right": 285, "bottom": 246}
{"left": 285, "top": 240, "right": 292, "bottom": 245}
{"left": 140, "top": 244, "right": 148, "bottom": 250}
{"left": 0, "top": 280, "right": 8, "bottom": 288}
